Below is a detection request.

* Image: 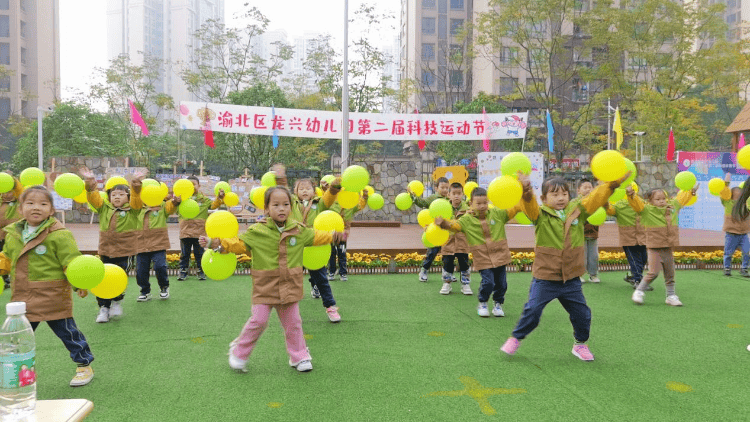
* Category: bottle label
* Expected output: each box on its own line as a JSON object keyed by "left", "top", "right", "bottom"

{"left": 0, "top": 351, "right": 36, "bottom": 388}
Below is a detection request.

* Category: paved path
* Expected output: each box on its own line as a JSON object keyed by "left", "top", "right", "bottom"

{"left": 65, "top": 222, "right": 725, "bottom": 254}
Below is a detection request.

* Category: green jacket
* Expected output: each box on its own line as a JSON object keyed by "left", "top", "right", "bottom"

{"left": 412, "top": 193, "right": 445, "bottom": 209}
{"left": 451, "top": 206, "right": 515, "bottom": 270}
{"left": 607, "top": 199, "right": 646, "bottom": 246}
{"left": 179, "top": 193, "right": 223, "bottom": 239}
{"left": 87, "top": 186, "right": 143, "bottom": 258}
{"left": 291, "top": 191, "right": 336, "bottom": 227}
{"left": 0, "top": 218, "right": 81, "bottom": 322}
{"left": 628, "top": 191, "right": 692, "bottom": 248}
{"left": 0, "top": 178, "right": 23, "bottom": 242}
{"left": 138, "top": 201, "right": 177, "bottom": 253}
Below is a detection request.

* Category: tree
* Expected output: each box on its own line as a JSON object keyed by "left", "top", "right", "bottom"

{"left": 11, "top": 102, "right": 129, "bottom": 171}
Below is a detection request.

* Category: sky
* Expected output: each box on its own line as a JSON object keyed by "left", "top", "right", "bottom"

{"left": 59, "top": 0, "right": 399, "bottom": 101}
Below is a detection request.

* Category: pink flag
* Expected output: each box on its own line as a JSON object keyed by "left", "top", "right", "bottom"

{"left": 740, "top": 133, "right": 746, "bottom": 150}
{"left": 128, "top": 100, "right": 149, "bottom": 136}
{"left": 482, "top": 107, "right": 490, "bottom": 152}
{"left": 202, "top": 109, "right": 214, "bottom": 148}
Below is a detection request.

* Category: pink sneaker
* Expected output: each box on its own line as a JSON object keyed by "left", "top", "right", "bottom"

{"left": 572, "top": 344, "right": 595, "bottom": 361}
{"left": 326, "top": 306, "right": 341, "bottom": 323}
{"left": 500, "top": 337, "right": 520, "bottom": 355}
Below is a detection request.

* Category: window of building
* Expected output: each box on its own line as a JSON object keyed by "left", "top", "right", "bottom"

{"left": 21, "top": 100, "right": 26, "bottom": 116}
{"left": 530, "top": 49, "right": 546, "bottom": 67}
{"left": 450, "top": 0, "right": 464, "bottom": 9}
{"left": 499, "top": 47, "right": 518, "bottom": 64}
{"left": 0, "top": 0, "right": 8, "bottom": 10}
{"left": 20, "top": 47, "right": 25, "bottom": 64}
{"left": 20, "top": 0, "right": 25, "bottom": 11}
{"left": 422, "top": 43, "right": 435, "bottom": 61}
{"left": 423, "top": 0, "right": 436, "bottom": 8}
{"left": 21, "top": 74, "right": 27, "bottom": 89}
{"left": 498, "top": 77, "right": 517, "bottom": 95}
{"left": 0, "top": 98, "right": 10, "bottom": 120}
{"left": 0, "top": 76, "right": 9, "bottom": 90}
{"left": 422, "top": 17, "right": 436, "bottom": 35}
{"left": 20, "top": 21, "right": 26, "bottom": 38}
{"left": 422, "top": 70, "right": 435, "bottom": 86}
{"left": 450, "top": 70, "right": 463, "bottom": 87}
{"left": 0, "top": 15, "right": 9, "bottom": 37}
{"left": 449, "top": 44, "right": 463, "bottom": 61}
{"left": 0, "top": 43, "right": 9, "bottom": 65}
{"left": 450, "top": 19, "right": 464, "bottom": 36}
{"left": 629, "top": 55, "right": 647, "bottom": 68}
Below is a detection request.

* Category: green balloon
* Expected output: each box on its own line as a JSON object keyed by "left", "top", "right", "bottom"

{"left": 19, "top": 167, "right": 45, "bottom": 186}
{"left": 303, "top": 245, "right": 331, "bottom": 270}
{"left": 0, "top": 173, "right": 14, "bottom": 194}
{"left": 201, "top": 250, "right": 237, "bottom": 280}
{"left": 341, "top": 165, "right": 369, "bottom": 193}
{"left": 322, "top": 174, "right": 335, "bottom": 184}
{"left": 429, "top": 198, "right": 453, "bottom": 220}
{"left": 422, "top": 232, "right": 435, "bottom": 248}
{"left": 53, "top": 173, "right": 85, "bottom": 199}
{"left": 515, "top": 212, "right": 532, "bottom": 225}
{"left": 587, "top": 207, "right": 607, "bottom": 226}
{"left": 500, "top": 152, "right": 532, "bottom": 177}
{"left": 214, "top": 181, "right": 231, "bottom": 196}
{"left": 623, "top": 158, "right": 637, "bottom": 186}
{"left": 367, "top": 193, "right": 384, "bottom": 210}
{"left": 395, "top": 192, "right": 413, "bottom": 211}
{"left": 609, "top": 188, "right": 626, "bottom": 203}
{"left": 179, "top": 199, "right": 200, "bottom": 219}
{"left": 261, "top": 172, "right": 277, "bottom": 187}
{"left": 675, "top": 171, "right": 696, "bottom": 191}
{"left": 141, "top": 178, "right": 159, "bottom": 188}
{"left": 66, "top": 255, "right": 105, "bottom": 290}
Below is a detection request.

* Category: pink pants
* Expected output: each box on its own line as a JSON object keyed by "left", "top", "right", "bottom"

{"left": 232, "top": 302, "right": 311, "bottom": 365}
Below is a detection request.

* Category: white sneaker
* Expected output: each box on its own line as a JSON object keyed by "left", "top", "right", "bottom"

{"left": 439, "top": 282, "right": 452, "bottom": 295}
{"left": 109, "top": 300, "right": 124, "bottom": 318}
{"left": 289, "top": 359, "right": 313, "bottom": 372}
{"left": 70, "top": 366, "right": 94, "bottom": 387}
{"left": 95, "top": 307, "right": 109, "bottom": 323}
{"left": 477, "top": 302, "right": 490, "bottom": 317}
{"left": 228, "top": 347, "right": 248, "bottom": 373}
{"left": 159, "top": 287, "right": 170, "bottom": 300}
{"left": 137, "top": 293, "right": 151, "bottom": 302}
{"left": 665, "top": 295, "right": 683, "bottom": 307}
{"left": 632, "top": 290, "right": 645, "bottom": 305}
{"left": 589, "top": 275, "right": 600, "bottom": 283}
{"left": 327, "top": 272, "right": 335, "bottom": 282}
{"left": 461, "top": 284, "right": 473, "bottom": 295}
{"left": 419, "top": 268, "right": 428, "bottom": 282}
{"left": 492, "top": 302, "right": 505, "bottom": 317}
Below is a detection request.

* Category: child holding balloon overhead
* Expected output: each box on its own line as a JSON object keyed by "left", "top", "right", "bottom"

{"left": 327, "top": 189, "right": 368, "bottom": 282}
{"left": 577, "top": 179, "right": 600, "bottom": 283}
{"left": 199, "top": 186, "right": 346, "bottom": 373}
{"left": 81, "top": 168, "right": 146, "bottom": 323}
{"left": 0, "top": 186, "right": 95, "bottom": 386}
{"left": 606, "top": 188, "right": 649, "bottom": 289}
{"left": 436, "top": 182, "right": 472, "bottom": 296}
{"left": 626, "top": 185, "right": 697, "bottom": 306}
{"left": 0, "top": 172, "right": 23, "bottom": 290}
{"left": 409, "top": 177, "right": 451, "bottom": 282}
{"left": 718, "top": 173, "right": 750, "bottom": 277}
{"left": 176, "top": 176, "right": 225, "bottom": 281}
{"left": 135, "top": 192, "right": 181, "bottom": 302}
{"left": 501, "top": 169, "right": 630, "bottom": 361}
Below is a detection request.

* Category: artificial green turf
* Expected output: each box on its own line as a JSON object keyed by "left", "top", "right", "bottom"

{"left": 4, "top": 269, "right": 750, "bottom": 421}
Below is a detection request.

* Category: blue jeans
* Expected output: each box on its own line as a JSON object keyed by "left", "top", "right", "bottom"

{"left": 443, "top": 253, "right": 470, "bottom": 274}
{"left": 180, "top": 238, "right": 204, "bottom": 273}
{"left": 136, "top": 250, "right": 169, "bottom": 294}
{"left": 422, "top": 246, "right": 441, "bottom": 271}
{"left": 31, "top": 318, "right": 94, "bottom": 366}
{"left": 478, "top": 266, "right": 507, "bottom": 303}
{"left": 623, "top": 245, "right": 647, "bottom": 281}
{"left": 308, "top": 267, "right": 336, "bottom": 308}
{"left": 724, "top": 233, "right": 750, "bottom": 269}
{"left": 512, "top": 277, "right": 591, "bottom": 343}
{"left": 98, "top": 255, "right": 128, "bottom": 308}
{"left": 328, "top": 242, "right": 348, "bottom": 276}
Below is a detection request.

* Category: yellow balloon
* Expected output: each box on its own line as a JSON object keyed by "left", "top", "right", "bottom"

{"left": 173, "top": 179, "right": 195, "bottom": 199}
{"left": 73, "top": 189, "right": 88, "bottom": 204}
{"left": 337, "top": 190, "right": 360, "bottom": 209}
{"left": 251, "top": 186, "right": 267, "bottom": 210}
{"left": 224, "top": 192, "right": 240, "bottom": 207}
{"left": 738, "top": 145, "right": 750, "bottom": 170}
{"left": 408, "top": 180, "right": 424, "bottom": 197}
{"left": 425, "top": 223, "right": 449, "bottom": 246}
{"left": 591, "top": 150, "right": 627, "bottom": 182}
{"left": 90, "top": 264, "right": 128, "bottom": 299}
{"left": 708, "top": 178, "right": 724, "bottom": 196}
{"left": 683, "top": 191, "right": 698, "bottom": 206}
{"left": 363, "top": 185, "right": 375, "bottom": 196}
{"left": 464, "top": 181, "right": 478, "bottom": 197}
{"left": 141, "top": 184, "right": 165, "bottom": 207}
{"left": 159, "top": 182, "right": 169, "bottom": 199}
{"left": 315, "top": 187, "right": 324, "bottom": 197}
{"left": 418, "top": 209, "right": 434, "bottom": 228}
{"left": 314, "top": 210, "right": 345, "bottom": 232}
{"left": 631, "top": 182, "right": 639, "bottom": 193}
{"left": 206, "top": 210, "right": 239, "bottom": 239}
{"left": 105, "top": 176, "right": 128, "bottom": 191}
{"left": 487, "top": 176, "right": 522, "bottom": 209}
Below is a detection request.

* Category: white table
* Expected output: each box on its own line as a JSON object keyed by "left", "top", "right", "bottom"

{"left": 33, "top": 399, "right": 93, "bottom": 421}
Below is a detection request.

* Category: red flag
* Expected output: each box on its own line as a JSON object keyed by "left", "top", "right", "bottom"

{"left": 415, "top": 109, "right": 425, "bottom": 151}
{"left": 666, "top": 128, "right": 675, "bottom": 161}
{"left": 739, "top": 133, "right": 746, "bottom": 150}
{"left": 202, "top": 111, "right": 214, "bottom": 148}
{"left": 482, "top": 107, "right": 490, "bottom": 152}
{"left": 128, "top": 100, "right": 149, "bottom": 136}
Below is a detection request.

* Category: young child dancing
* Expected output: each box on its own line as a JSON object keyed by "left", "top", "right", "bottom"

{"left": 200, "top": 186, "right": 345, "bottom": 373}
{"left": 81, "top": 168, "right": 145, "bottom": 323}
{"left": 136, "top": 194, "right": 180, "bottom": 301}
{"left": 410, "top": 177, "right": 450, "bottom": 282}
{"left": 0, "top": 172, "right": 22, "bottom": 290}
{"left": 0, "top": 186, "right": 95, "bottom": 386}
{"left": 719, "top": 173, "right": 750, "bottom": 277}
{"left": 607, "top": 191, "right": 649, "bottom": 289}
{"left": 327, "top": 190, "right": 368, "bottom": 282}
{"left": 177, "top": 176, "right": 224, "bottom": 281}
{"left": 436, "top": 182, "right": 472, "bottom": 296}
{"left": 577, "top": 179, "right": 600, "bottom": 283}
{"left": 501, "top": 172, "right": 629, "bottom": 361}
{"left": 626, "top": 185, "right": 697, "bottom": 306}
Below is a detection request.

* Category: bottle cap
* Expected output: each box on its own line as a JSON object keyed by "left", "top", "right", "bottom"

{"left": 6, "top": 302, "right": 26, "bottom": 316}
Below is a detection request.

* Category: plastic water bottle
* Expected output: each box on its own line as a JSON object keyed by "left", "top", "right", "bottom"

{"left": 0, "top": 302, "right": 36, "bottom": 420}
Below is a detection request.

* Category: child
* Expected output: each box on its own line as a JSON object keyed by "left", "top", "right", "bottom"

{"left": 136, "top": 194, "right": 180, "bottom": 301}
{"left": 626, "top": 186, "right": 697, "bottom": 306}
{"left": 177, "top": 176, "right": 224, "bottom": 281}
{"left": 436, "top": 182, "right": 472, "bottom": 296}
{"left": 0, "top": 173, "right": 22, "bottom": 290}
{"left": 327, "top": 190, "right": 368, "bottom": 282}
{"left": 435, "top": 186, "right": 525, "bottom": 316}
{"left": 81, "top": 168, "right": 145, "bottom": 323}
{"left": 606, "top": 191, "right": 649, "bottom": 289}
{"left": 578, "top": 179, "right": 600, "bottom": 283}
{"left": 199, "top": 186, "right": 345, "bottom": 373}
{"left": 0, "top": 186, "right": 95, "bottom": 386}
{"left": 719, "top": 173, "right": 750, "bottom": 277}
{"left": 288, "top": 172, "right": 342, "bottom": 322}
{"left": 409, "top": 177, "right": 451, "bottom": 282}
{"left": 501, "top": 172, "right": 629, "bottom": 361}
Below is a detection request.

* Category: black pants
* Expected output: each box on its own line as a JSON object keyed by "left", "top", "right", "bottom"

{"left": 98, "top": 255, "right": 128, "bottom": 308}
{"left": 180, "top": 238, "right": 204, "bottom": 273}
{"left": 31, "top": 318, "right": 94, "bottom": 366}
{"left": 0, "top": 239, "right": 8, "bottom": 285}
{"left": 443, "top": 253, "right": 470, "bottom": 273}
